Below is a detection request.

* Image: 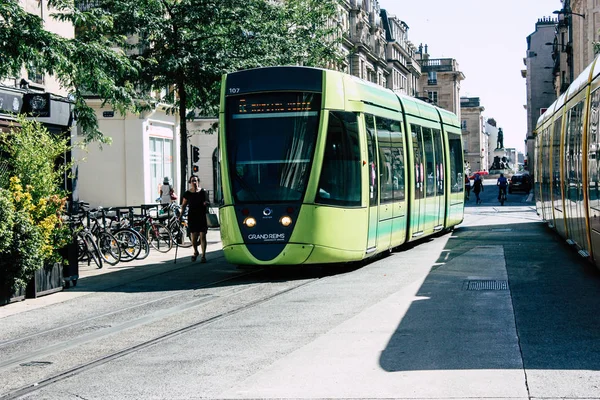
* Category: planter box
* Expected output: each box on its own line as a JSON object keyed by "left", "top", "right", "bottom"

{"left": 26, "top": 262, "right": 64, "bottom": 299}
{"left": 0, "top": 285, "right": 26, "bottom": 306}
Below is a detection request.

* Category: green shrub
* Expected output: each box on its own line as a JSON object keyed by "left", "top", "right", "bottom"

{"left": 0, "top": 117, "right": 71, "bottom": 298}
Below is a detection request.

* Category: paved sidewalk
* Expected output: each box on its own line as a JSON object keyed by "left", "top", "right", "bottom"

{"left": 0, "top": 228, "right": 223, "bottom": 319}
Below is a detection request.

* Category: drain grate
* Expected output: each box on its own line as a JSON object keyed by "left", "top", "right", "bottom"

{"left": 20, "top": 361, "right": 53, "bottom": 367}
{"left": 466, "top": 280, "right": 508, "bottom": 291}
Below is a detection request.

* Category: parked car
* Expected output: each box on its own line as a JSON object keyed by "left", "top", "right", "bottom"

{"left": 508, "top": 173, "right": 532, "bottom": 194}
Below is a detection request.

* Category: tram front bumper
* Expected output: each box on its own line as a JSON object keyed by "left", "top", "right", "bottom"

{"left": 223, "top": 243, "right": 315, "bottom": 265}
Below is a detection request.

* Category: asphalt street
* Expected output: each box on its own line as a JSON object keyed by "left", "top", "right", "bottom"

{"left": 1, "top": 179, "right": 600, "bottom": 400}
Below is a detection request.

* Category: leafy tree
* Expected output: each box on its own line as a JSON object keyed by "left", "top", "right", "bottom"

{"left": 0, "top": 0, "right": 139, "bottom": 143}
{"left": 1, "top": 0, "right": 343, "bottom": 194}
{"left": 102, "top": 0, "right": 343, "bottom": 195}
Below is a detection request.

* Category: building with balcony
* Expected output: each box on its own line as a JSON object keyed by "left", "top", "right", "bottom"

{"left": 344, "top": 0, "right": 389, "bottom": 85}
{"left": 460, "top": 97, "right": 487, "bottom": 173}
{"left": 380, "top": 10, "right": 421, "bottom": 97}
{"left": 417, "top": 49, "right": 465, "bottom": 120}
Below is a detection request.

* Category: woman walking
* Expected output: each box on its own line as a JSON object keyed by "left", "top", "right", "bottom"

{"left": 464, "top": 174, "right": 471, "bottom": 200}
{"left": 473, "top": 174, "right": 484, "bottom": 204}
{"left": 180, "top": 175, "right": 209, "bottom": 262}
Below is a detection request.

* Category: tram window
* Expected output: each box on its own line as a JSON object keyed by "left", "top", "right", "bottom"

{"left": 433, "top": 129, "right": 444, "bottom": 195}
{"left": 365, "top": 114, "right": 378, "bottom": 206}
{"left": 589, "top": 89, "right": 600, "bottom": 231}
{"left": 552, "top": 116, "right": 562, "bottom": 210}
{"left": 447, "top": 132, "right": 463, "bottom": 193}
{"left": 390, "top": 122, "right": 405, "bottom": 201}
{"left": 422, "top": 127, "right": 435, "bottom": 198}
{"left": 377, "top": 117, "right": 393, "bottom": 205}
{"left": 411, "top": 124, "right": 425, "bottom": 199}
{"left": 226, "top": 92, "right": 321, "bottom": 203}
{"left": 316, "top": 111, "right": 361, "bottom": 207}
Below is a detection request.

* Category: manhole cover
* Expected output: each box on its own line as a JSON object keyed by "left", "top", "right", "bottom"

{"left": 465, "top": 280, "right": 508, "bottom": 291}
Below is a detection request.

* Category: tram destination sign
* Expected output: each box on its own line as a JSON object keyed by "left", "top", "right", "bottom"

{"left": 226, "top": 66, "right": 322, "bottom": 95}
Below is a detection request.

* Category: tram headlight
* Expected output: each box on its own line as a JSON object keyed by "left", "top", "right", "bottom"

{"left": 244, "top": 217, "right": 257, "bottom": 228}
{"left": 280, "top": 215, "right": 292, "bottom": 227}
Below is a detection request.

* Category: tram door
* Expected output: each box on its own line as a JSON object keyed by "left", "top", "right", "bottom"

{"left": 365, "top": 115, "right": 379, "bottom": 253}
{"left": 410, "top": 124, "right": 426, "bottom": 236}
{"left": 432, "top": 129, "right": 445, "bottom": 229}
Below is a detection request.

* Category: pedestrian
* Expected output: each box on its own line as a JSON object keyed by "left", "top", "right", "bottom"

{"left": 473, "top": 174, "right": 484, "bottom": 204}
{"left": 464, "top": 174, "right": 471, "bottom": 200}
{"left": 180, "top": 175, "right": 209, "bottom": 262}
{"left": 158, "top": 177, "right": 176, "bottom": 204}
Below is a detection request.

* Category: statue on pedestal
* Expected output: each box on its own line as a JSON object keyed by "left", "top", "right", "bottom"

{"left": 497, "top": 128, "right": 504, "bottom": 149}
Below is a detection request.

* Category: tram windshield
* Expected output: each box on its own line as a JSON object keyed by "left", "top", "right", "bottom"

{"left": 226, "top": 92, "right": 321, "bottom": 203}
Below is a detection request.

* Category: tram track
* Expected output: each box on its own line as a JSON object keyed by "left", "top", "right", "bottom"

{"left": 0, "top": 265, "right": 253, "bottom": 349}
{"left": 0, "top": 271, "right": 326, "bottom": 400}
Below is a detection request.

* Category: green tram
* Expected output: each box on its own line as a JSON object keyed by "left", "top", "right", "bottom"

{"left": 534, "top": 53, "right": 600, "bottom": 269}
{"left": 218, "top": 66, "right": 464, "bottom": 265}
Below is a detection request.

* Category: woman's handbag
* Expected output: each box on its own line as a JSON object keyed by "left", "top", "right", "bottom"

{"left": 169, "top": 188, "right": 178, "bottom": 201}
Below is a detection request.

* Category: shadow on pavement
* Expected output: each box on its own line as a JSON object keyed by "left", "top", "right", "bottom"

{"left": 380, "top": 220, "right": 600, "bottom": 371}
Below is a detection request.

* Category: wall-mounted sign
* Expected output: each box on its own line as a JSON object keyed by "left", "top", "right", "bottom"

{"left": 0, "top": 91, "right": 23, "bottom": 114}
{"left": 103, "top": 111, "right": 115, "bottom": 118}
{"left": 22, "top": 93, "right": 51, "bottom": 117}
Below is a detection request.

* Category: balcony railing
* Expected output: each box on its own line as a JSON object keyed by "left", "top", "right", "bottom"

{"left": 427, "top": 79, "right": 437, "bottom": 85}
{"left": 421, "top": 58, "right": 457, "bottom": 73}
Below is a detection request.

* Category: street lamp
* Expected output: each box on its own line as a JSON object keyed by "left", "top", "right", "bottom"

{"left": 553, "top": 9, "right": 585, "bottom": 19}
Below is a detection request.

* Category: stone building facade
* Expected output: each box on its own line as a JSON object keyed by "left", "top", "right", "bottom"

{"left": 380, "top": 11, "right": 421, "bottom": 96}
{"left": 344, "top": 0, "right": 389, "bottom": 85}
{"left": 460, "top": 97, "right": 487, "bottom": 173}
{"left": 417, "top": 50, "right": 465, "bottom": 121}
{"left": 523, "top": 17, "right": 557, "bottom": 177}
{"left": 570, "top": 0, "right": 600, "bottom": 78}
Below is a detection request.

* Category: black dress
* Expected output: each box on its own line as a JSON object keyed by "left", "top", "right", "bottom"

{"left": 183, "top": 189, "right": 208, "bottom": 233}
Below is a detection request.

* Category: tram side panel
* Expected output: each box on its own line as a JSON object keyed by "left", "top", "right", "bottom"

{"left": 551, "top": 114, "right": 568, "bottom": 238}
{"left": 404, "top": 117, "right": 451, "bottom": 240}
{"left": 562, "top": 91, "right": 589, "bottom": 255}
{"left": 586, "top": 83, "right": 600, "bottom": 268}
{"left": 371, "top": 115, "right": 408, "bottom": 250}
{"left": 292, "top": 110, "right": 368, "bottom": 263}
{"left": 444, "top": 127, "right": 464, "bottom": 228}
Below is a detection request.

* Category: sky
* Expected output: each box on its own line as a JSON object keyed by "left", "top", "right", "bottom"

{"left": 384, "top": 0, "right": 561, "bottom": 153}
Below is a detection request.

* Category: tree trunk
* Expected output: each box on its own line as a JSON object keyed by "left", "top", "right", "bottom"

{"left": 178, "top": 81, "right": 188, "bottom": 199}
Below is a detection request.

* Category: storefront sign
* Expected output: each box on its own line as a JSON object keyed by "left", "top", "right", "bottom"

{"left": 22, "top": 93, "right": 51, "bottom": 117}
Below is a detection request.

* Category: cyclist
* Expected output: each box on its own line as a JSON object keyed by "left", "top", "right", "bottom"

{"left": 497, "top": 173, "right": 508, "bottom": 201}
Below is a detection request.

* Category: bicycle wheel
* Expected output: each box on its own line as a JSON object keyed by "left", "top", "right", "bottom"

{"left": 149, "top": 222, "right": 173, "bottom": 253}
{"left": 80, "top": 231, "right": 103, "bottom": 269}
{"left": 134, "top": 228, "right": 151, "bottom": 260}
{"left": 76, "top": 233, "right": 87, "bottom": 262}
{"left": 113, "top": 229, "right": 142, "bottom": 262}
{"left": 97, "top": 232, "right": 121, "bottom": 266}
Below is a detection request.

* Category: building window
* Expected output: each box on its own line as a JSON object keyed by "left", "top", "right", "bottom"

{"left": 461, "top": 120, "right": 467, "bottom": 130}
{"left": 428, "top": 91, "right": 438, "bottom": 104}
{"left": 428, "top": 71, "right": 437, "bottom": 85}
{"left": 150, "top": 137, "right": 174, "bottom": 200}
{"left": 27, "top": 63, "right": 44, "bottom": 85}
